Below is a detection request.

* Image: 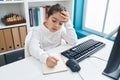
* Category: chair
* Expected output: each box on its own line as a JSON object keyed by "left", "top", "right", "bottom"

{"left": 24, "top": 29, "right": 33, "bottom": 58}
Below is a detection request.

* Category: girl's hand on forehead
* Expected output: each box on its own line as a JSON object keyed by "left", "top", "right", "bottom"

{"left": 60, "top": 11, "right": 69, "bottom": 23}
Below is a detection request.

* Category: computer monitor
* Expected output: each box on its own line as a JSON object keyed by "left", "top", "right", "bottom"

{"left": 102, "top": 26, "right": 120, "bottom": 80}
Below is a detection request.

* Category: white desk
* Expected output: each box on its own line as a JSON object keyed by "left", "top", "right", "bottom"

{"left": 0, "top": 34, "right": 119, "bottom": 80}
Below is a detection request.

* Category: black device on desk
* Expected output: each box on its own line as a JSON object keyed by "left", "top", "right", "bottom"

{"left": 102, "top": 26, "right": 120, "bottom": 80}
{"left": 61, "top": 39, "right": 105, "bottom": 63}
{"left": 66, "top": 59, "right": 81, "bottom": 72}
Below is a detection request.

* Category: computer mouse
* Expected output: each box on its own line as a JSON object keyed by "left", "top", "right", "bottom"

{"left": 66, "top": 59, "right": 81, "bottom": 72}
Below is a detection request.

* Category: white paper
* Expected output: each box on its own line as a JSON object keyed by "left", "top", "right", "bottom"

{"left": 41, "top": 53, "right": 68, "bottom": 75}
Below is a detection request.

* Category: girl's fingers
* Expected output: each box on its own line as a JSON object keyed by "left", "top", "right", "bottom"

{"left": 60, "top": 11, "right": 69, "bottom": 17}
{"left": 51, "top": 57, "right": 58, "bottom": 65}
{"left": 60, "top": 11, "right": 69, "bottom": 22}
{"left": 51, "top": 56, "right": 59, "bottom": 61}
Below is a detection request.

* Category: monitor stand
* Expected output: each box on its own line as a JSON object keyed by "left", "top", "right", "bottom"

{"left": 102, "top": 58, "right": 120, "bottom": 80}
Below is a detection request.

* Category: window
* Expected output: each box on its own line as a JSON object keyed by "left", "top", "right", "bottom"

{"left": 83, "top": 0, "right": 120, "bottom": 37}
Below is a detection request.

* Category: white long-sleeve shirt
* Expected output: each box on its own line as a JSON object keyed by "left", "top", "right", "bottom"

{"left": 29, "top": 20, "right": 77, "bottom": 63}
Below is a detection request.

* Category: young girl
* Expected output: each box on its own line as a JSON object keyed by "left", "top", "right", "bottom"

{"left": 29, "top": 4, "right": 77, "bottom": 68}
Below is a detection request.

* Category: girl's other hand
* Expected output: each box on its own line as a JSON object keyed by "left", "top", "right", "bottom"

{"left": 60, "top": 11, "right": 70, "bottom": 23}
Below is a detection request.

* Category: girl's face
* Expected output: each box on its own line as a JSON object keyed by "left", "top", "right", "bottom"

{"left": 45, "top": 12, "right": 65, "bottom": 32}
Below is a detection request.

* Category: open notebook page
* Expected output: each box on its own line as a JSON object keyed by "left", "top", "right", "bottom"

{"left": 41, "top": 53, "right": 68, "bottom": 75}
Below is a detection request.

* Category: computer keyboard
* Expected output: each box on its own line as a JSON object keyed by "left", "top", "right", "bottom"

{"left": 61, "top": 39, "right": 105, "bottom": 62}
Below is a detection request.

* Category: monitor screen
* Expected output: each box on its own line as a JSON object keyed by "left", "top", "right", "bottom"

{"left": 102, "top": 26, "right": 120, "bottom": 79}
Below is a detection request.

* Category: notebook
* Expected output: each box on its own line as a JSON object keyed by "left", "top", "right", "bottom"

{"left": 41, "top": 53, "right": 68, "bottom": 75}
